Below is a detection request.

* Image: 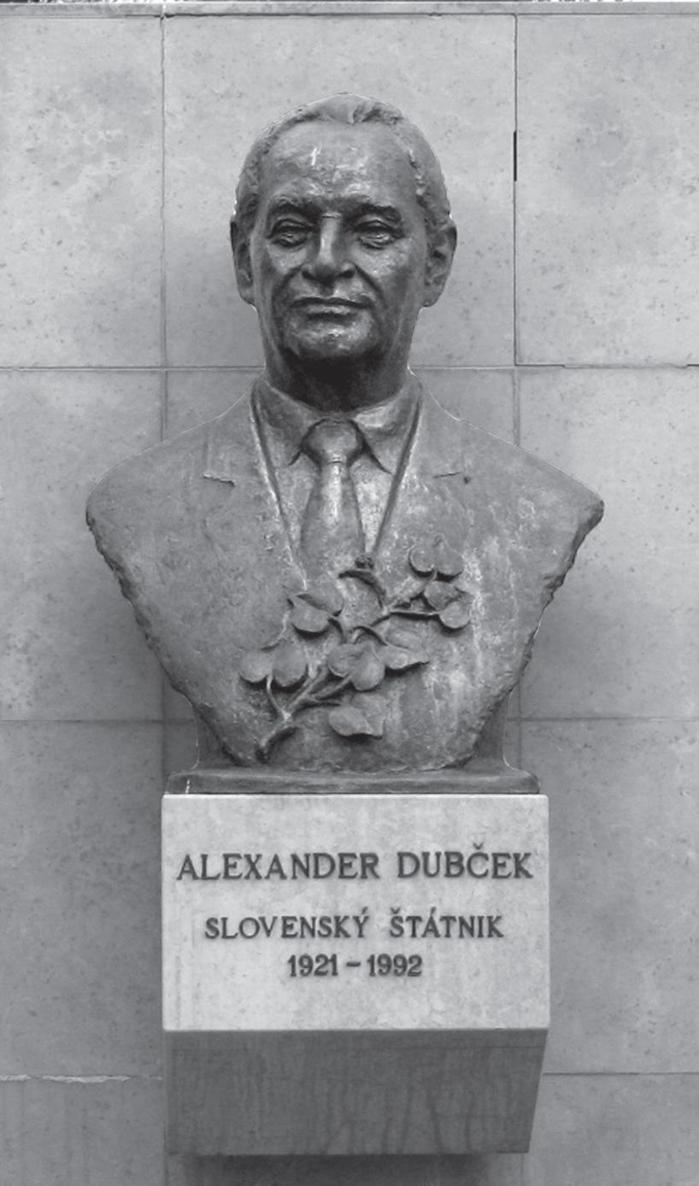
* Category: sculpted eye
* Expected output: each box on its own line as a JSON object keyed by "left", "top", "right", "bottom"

{"left": 269, "top": 221, "right": 311, "bottom": 247}
{"left": 355, "top": 221, "right": 400, "bottom": 248}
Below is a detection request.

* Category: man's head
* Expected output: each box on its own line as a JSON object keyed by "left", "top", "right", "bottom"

{"left": 230, "top": 95, "right": 457, "bottom": 406}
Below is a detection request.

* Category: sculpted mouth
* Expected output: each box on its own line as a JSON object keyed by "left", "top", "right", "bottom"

{"left": 293, "top": 297, "right": 369, "bottom": 311}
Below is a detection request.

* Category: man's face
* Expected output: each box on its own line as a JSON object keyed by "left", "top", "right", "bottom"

{"left": 235, "top": 122, "right": 442, "bottom": 375}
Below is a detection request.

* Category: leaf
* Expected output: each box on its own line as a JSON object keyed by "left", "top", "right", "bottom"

{"left": 383, "top": 624, "right": 421, "bottom": 649}
{"left": 438, "top": 592, "right": 473, "bottom": 630}
{"left": 328, "top": 704, "right": 385, "bottom": 739}
{"left": 327, "top": 642, "right": 385, "bottom": 691}
{"left": 327, "top": 642, "right": 362, "bottom": 678}
{"left": 434, "top": 537, "right": 464, "bottom": 578}
{"left": 382, "top": 644, "right": 429, "bottom": 672}
{"left": 272, "top": 641, "right": 307, "bottom": 689}
{"left": 239, "top": 649, "right": 274, "bottom": 684}
{"left": 340, "top": 563, "right": 385, "bottom": 595}
{"left": 408, "top": 542, "right": 436, "bottom": 576}
{"left": 423, "top": 580, "right": 460, "bottom": 612}
{"left": 352, "top": 649, "right": 385, "bottom": 691}
{"left": 301, "top": 579, "right": 344, "bottom": 616}
{"left": 288, "top": 595, "right": 331, "bottom": 635}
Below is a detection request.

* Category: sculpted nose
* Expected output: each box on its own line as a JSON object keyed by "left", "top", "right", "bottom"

{"left": 304, "top": 219, "right": 353, "bottom": 283}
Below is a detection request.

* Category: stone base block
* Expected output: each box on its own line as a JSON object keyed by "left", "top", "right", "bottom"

{"left": 165, "top": 1030, "right": 545, "bottom": 1156}
{"left": 163, "top": 786, "right": 549, "bottom": 1155}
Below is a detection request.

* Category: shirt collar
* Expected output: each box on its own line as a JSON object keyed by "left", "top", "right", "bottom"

{"left": 253, "top": 372, "right": 421, "bottom": 474}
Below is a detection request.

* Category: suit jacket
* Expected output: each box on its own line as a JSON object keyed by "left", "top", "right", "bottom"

{"left": 87, "top": 383, "right": 602, "bottom": 773}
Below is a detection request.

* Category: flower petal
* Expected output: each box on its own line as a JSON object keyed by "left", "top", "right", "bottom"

{"left": 239, "top": 649, "right": 274, "bottom": 684}
{"left": 408, "top": 542, "right": 436, "bottom": 576}
{"left": 439, "top": 593, "right": 473, "bottom": 630}
{"left": 423, "top": 580, "right": 460, "bottom": 611}
{"left": 288, "top": 595, "right": 331, "bottom": 635}
{"left": 272, "top": 642, "right": 307, "bottom": 689}
{"left": 434, "top": 538, "right": 463, "bottom": 578}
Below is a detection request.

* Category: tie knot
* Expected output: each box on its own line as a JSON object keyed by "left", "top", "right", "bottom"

{"left": 303, "top": 418, "right": 363, "bottom": 468}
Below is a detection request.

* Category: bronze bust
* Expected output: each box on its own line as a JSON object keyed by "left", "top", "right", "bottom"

{"left": 87, "top": 95, "right": 602, "bottom": 777}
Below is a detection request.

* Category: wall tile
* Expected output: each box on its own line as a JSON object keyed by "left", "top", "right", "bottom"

{"left": 164, "top": 719, "right": 197, "bottom": 778}
{"left": 168, "top": 1153, "right": 523, "bottom": 1186}
{"left": 0, "top": 723, "right": 162, "bottom": 1076}
{"left": 524, "top": 1074, "right": 699, "bottom": 1186}
{"left": 0, "top": 370, "right": 162, "bottom": 721}
{"left": 0, "top": 19, "right": 162, "bottom": 366}
{"left": 523, "top": 720, "right": 699, "bottom": 1074}
{"left": 519, "top": 368, "right": 699, "bottom": 719}
{"left": 165, "top": 370, "right": 258, "bottom": 437}
{"left": 0, "top": 1077, "right": 164, "bottom": 1186}
{"left": 164, "top": 15, "right": 514, "bottom": 368}
{"left": 517, "top": 16, "right": 699, "bottom": 364}
{"left": 418, "top": 370, "right": 514, "bottom": 440}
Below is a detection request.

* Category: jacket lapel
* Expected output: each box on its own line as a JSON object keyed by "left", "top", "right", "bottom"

{"left": 374, "top": 390, "right": 472, "bottom": 589}
{"left": 197, "top": 396, "right": 305, "bottom": 634}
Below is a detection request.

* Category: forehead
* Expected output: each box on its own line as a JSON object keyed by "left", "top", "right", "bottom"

{"left": 257, "top": 121, "right": 421, "bottom": 214}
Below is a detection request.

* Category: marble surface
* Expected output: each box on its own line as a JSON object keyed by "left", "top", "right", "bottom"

{"left": 0, "top": 370, "right": 162, "bottom": 721}
{"left": 524, "top": 1073, "right": 699, "bottom": 1186}
{"left": 0, "top": 19, "right": 162, "bottom": 367}
{"left": 163, "top": 793, "right": 548, "bottom": 1032}
{"left": 517, "top": 16, "right": 699, "bottom": 364}
{"left": 0, "top": 1078, "right": 164, "bottom": 1186}
{"left": 0, "top": 723, "right": 162, "bottom": 1076}
{"left": 524, "top": 718, "right": 699, "bottom": 1074}
{"left": 519, "top": 367, "right": 699, "bottom": 719}
{"left": 164, "top": 790, "right": 548, "bottom": 1154}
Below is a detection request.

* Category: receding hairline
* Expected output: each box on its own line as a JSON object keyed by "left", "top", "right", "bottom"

{"left": 233, "top": 93, "right": 454, "bottom": 243}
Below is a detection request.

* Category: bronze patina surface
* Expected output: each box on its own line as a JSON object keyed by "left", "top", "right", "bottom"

{"left": 87, "top": 95, "right": 602, "bottom": 775}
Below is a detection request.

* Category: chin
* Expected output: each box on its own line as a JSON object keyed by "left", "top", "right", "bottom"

{"left": 287, "top": 332, "right": 379, "bottom": 368}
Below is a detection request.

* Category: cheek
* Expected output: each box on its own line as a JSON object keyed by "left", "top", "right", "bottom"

{"left": 380, "top": 266, "right": 426, "bottom": 317}
{"left": 372, "top": 246, "right": 426, "bottom": 290}
{"left": 252, "top": 245, "right": 297, "bottom": 287}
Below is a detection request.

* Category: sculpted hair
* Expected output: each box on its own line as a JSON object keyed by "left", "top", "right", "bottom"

{"left": 234, "top": 94, "right": 454, "bottom": 246}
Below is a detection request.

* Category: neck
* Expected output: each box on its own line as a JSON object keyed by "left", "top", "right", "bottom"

{"left": 264, "top": 354, "right": 409, "bottom": 414}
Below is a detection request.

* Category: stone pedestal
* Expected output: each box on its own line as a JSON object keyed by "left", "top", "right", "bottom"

{"left": 162, "top": 777, "right": 548, "bottom": 1155}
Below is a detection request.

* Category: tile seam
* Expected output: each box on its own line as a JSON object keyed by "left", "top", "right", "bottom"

{"left": 541, "top": 1070, "right": 699, "bottom": 1079}
{"left": 513, "top": 13, "right": 519, "bottom": 370}
{"left": 0, "top": 719, "right": 167, "bottom": 726}
{"left": 3, "top": 715, "right": 697, "bottom": 725}
{"left": 159, "top": 13, "right": 170, "bottom": 786}
{"left": 3, "top": 363, "right": 699, "bottom": 373}
{"left": 5, "top": 2, "right": 699, "bottom": 17}
{"left": 0, "top": 1074, "right": 164, "bottom": 1084}
{"left": 520, "top": 715, "right": 699, "bottom": 723}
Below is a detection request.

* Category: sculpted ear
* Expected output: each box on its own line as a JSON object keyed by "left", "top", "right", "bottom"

{"left": 230, "top": 216, "right": 256, "bottom": 307}
{"left": 422, "top": 222, "right": 457, "bottom": 308}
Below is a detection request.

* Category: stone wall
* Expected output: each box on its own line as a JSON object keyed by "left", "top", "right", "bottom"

{"left": 1, "top": 3, "right": 697, "bottom": 1184}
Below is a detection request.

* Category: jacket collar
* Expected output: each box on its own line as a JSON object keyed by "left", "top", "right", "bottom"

{"left": 201, "top": 377, "right": 467, "bottom": 488}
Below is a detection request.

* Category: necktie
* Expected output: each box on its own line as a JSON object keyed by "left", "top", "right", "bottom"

{"left": 300, "top": 418, "right": 365, "bottom": 579}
